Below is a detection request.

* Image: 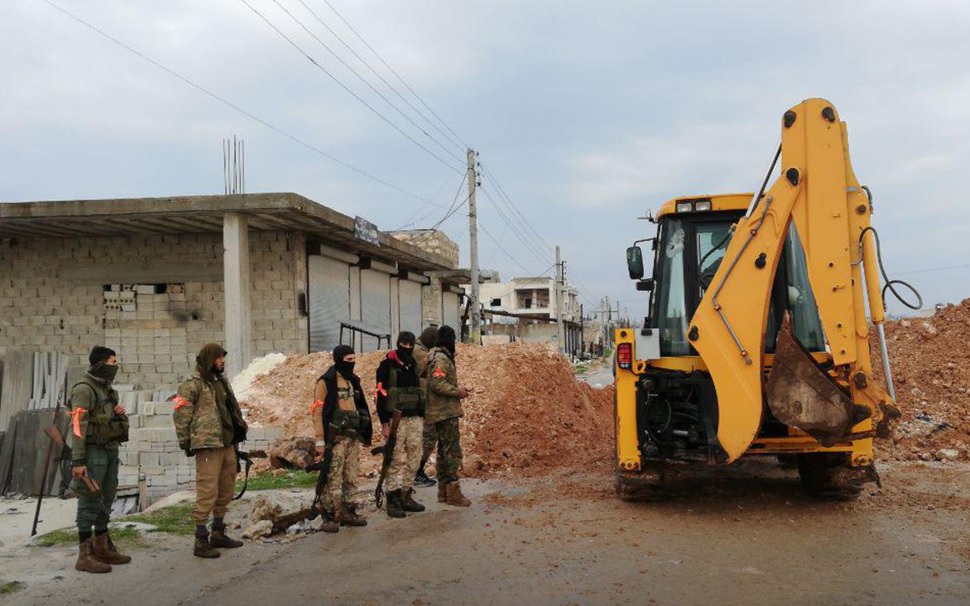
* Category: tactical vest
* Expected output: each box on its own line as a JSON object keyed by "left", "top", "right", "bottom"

{"left": 388, "top": 365, "right": 423, "bottom": 413}
{"left": 326, "top": 375, "right": 366, "bottom": 440}
{"left": 71, "top": 378, "right": 129, "bottom": 445}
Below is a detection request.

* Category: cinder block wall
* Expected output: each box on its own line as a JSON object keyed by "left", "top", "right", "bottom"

{"left": 0, "top": 230, "right": 308, "bottom": 390}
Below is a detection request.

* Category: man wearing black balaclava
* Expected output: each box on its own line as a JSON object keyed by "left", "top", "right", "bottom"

{"left": 310, "top": 344, "right": 373, "bottom": 529}
{"left": 424, "top": 325, "right": 473, "bottom": 507}
{"left": 375, "top": 331, "right": 426, "bottom": 518}
{"left": 70, "top": 345, "right": 131, "bottom": 573}
{"left": 414, "top": 326, "right": 439, "bottom": 488}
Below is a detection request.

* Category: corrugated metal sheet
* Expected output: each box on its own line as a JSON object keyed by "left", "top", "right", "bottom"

{"left": 360, "top": 269, "right": 391, "bottom": 352}
{"left": 399, "top": 279, "right": 423, "bottom": 335}
{"left": 308, "top": 255, "right": 350, "bottom": 352}
{"left": 443, "top": 291, "right": 460, "bottom": 329}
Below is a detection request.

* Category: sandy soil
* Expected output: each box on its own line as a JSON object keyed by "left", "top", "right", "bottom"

{"left": 1, "top": 460, "right": 967, "bottom": 606}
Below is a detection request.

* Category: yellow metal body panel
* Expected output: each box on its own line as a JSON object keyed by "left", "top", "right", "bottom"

{"left": 655, "top": 193, "right": 751, "bottom": 220}
{"left": 614, "top": 329, "right": 641, "bottom": 471}
{"left": 639, "top": 98, "right": 891, "bottom": 466}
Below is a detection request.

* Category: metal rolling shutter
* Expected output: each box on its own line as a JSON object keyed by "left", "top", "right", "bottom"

{"left": 308, "top": 255, "right": 350, "bottom": 352}
{"left": 360, "top": 269, "right": 391, "bottom": 351}
{"left": 399, "top": 279, "right": 423, "bottom": 335}
{"left": 442, "top": 291, "right": 460, "bottom": 329}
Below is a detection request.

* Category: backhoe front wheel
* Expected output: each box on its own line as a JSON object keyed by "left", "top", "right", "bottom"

{"left": 796, "top": 453, "right": 868, "bottom": 501}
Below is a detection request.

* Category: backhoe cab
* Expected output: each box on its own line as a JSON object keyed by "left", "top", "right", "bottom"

{"left": 614, "top": 99, "right": 900, "bottom": 500}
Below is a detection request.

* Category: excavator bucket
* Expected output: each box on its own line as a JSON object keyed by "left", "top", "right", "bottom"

{"left": 766, "top": 313, "right": 855, "bottom": 447}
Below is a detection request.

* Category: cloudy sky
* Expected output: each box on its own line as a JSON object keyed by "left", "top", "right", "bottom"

{"left": 3, "top": 0, "right": 968, "bottom": 318}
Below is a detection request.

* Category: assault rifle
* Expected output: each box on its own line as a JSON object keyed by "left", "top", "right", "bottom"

{"left": 232, "top": 449, "right": 268, "bottom": 501}
{"left": 372, "top": 409, "right": 401, "bottom": 509}
{"left": 305, "top": 421, "right": 338, "bottom": 522}
{"left": 31, "top": 374, "right": 70, "bottom": 537}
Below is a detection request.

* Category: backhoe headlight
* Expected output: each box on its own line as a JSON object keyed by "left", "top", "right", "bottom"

{"left": 675, "top": 201, "right": 693, "bottom": 213}
{"left": 694, "top": 200, "right": 712, "bottom": 211}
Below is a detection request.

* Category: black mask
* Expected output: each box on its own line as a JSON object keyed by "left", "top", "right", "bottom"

{"left": 332, "top": 345, "right": 356, "bottom": 379}
{"left": 89, "top": 361, "right": 119, "bottom": 383}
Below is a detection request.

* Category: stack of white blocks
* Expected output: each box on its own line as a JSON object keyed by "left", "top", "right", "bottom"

{"left": 117, "top": 393, "right": 283, "bottom": 504}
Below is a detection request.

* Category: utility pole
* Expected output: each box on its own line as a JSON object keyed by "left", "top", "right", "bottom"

{"left": 555, "top": 245, "right": 565, "bottom": 354}
{"left": 467, "top": 149, "right": 481, "bottom": 345}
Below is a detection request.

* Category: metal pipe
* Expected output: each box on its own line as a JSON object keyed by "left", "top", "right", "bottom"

{"left": 877, "top": 323, "right": 895, "bottom": 400}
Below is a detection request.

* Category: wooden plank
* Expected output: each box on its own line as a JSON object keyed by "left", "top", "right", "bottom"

{"left": 0, "top": 350, "right": 34, "bottom": 432}
{"left": 0, "top": 416, "right": 17, "bottom": 494}
{"left": 8, "top": 410, "right": 55, "bottom": 496}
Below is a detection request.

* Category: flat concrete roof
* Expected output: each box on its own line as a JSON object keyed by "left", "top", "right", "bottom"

{"left": 0, "top": 193, "right": 454, "bottom": 272}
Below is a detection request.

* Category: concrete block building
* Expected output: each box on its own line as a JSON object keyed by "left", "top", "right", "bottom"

{"left": 0, "top": 193, "right": 463, "bottom": 388}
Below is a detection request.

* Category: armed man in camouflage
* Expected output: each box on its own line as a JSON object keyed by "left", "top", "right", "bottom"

{"left": 413, "top": 326, "right": 438, "bottom": 488}
{"left": 375, "top": 331, "right": 426, "bottom": 518}
{"left": 174, "top": 343, "right": 248, "bottom": 558}
{"left": 310, "top": 344, "right": 373, "bottom": 527}
{"left": 425, "top": 325, "right": 472, "bottom": 506}
{"left": 70, "top": 346, "right": 131, "bottom": 573}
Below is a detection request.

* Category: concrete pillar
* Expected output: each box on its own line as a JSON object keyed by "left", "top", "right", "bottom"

{"left": 223, "top": 212, "right": 252, "bottom": 379}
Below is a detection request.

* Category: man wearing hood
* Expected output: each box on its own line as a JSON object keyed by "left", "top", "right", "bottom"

{"left": 375, "top": 331, "right": 426, "bottom": 518}
{"left": 310, "top": 344, "right": 373, "bottom": 527}
{"left": 424, "top": 325, "right": 472, "bottom": 507}
{"left": 414, "top": 326, "right": 438, "bottom": 488}
{"left": 174, "top": 343, "right": 248, "bottom": 558}
{"left": 70, "top": 346, "right": 131, "bottom": 573}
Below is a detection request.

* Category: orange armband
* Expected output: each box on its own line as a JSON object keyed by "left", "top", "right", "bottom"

{"left": 70, "top": 407, "right": 87, "bottom": 438}
{"left": 309, "top": 400, "right": 324, "bottom": 414}
{"left": 173, "top": 396, "right": 193, "bottom": 411}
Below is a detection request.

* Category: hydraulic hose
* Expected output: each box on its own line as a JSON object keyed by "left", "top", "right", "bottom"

{"left": 858, "top": 226, "right": 923, "bottom": 311}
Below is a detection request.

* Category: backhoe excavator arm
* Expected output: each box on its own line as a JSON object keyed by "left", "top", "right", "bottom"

{"left": 689, "top": 98, "right": 896, "bottom": 464}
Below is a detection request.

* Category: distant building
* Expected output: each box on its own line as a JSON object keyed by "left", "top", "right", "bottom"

{"left": 479, "top": 276, "right": 584, "bottom": 356}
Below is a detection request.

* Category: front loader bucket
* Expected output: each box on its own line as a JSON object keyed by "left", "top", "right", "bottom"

{"left": 766, "top": 313, "right": 855, "bottom": 447}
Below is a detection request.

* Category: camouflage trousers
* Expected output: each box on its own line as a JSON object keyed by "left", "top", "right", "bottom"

{"left": 431, "top": 417, "right": 462, "bottom": 484}
{"left": 323, "top": 435, "right": 361, "bottom": 511}
{"left": 193, "top": 446, "right": 237, "bottom": 525}
{"left": 421, "top": 418, "right": 437, "bottom": 466}
{"left": 75, "top": 445, "right": 119, "bottom": 533}
{"left": 386, "top": 416, "right": 423, "bottom": 492}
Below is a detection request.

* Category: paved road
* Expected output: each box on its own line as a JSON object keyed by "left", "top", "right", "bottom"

{"left": 4, "top": 462, "right": 969, "bottom": 606}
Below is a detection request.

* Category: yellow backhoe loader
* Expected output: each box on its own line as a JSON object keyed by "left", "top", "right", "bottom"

{"left": 615, "top": 98, "right": 914, "bottom": 500}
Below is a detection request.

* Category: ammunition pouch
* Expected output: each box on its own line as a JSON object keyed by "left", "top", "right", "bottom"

{"left": 389, "top": 386, "right": 424, "bottom": 413}
{"left": 330, "top": 408, "right": 362, "bottom": 440}
{"left": 88, "top": 416, "right": 130, "bottom": 445}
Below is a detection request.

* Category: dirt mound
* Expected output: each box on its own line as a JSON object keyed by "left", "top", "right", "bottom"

{"left": 238, "top": 343, "right": 614, "bottom": 479}
{"left": 873, "top": 299, "right": 970, "bottom": 461}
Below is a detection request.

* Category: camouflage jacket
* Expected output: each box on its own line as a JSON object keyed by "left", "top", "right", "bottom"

{"left": 173, "top": 372, "right": 247, "bottom": 452}
{"left": 414, "top": 342, "right": 430, "bottom": 391}
{"left": 69, "top": 373, "right": 122, "bottom": 462}
{"left": 425, "top": 347, "right": 462, "bottom": 424}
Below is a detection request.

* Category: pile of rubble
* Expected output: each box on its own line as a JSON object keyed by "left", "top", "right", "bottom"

{"left": 874, "top": 299, "right": 970, "bottom": 462}
{"left": 238, "top": 343, "right": 614, "bottom": 479}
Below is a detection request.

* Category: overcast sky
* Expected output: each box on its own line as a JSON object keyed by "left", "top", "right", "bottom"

{"left": 2, "top": 0, "right": 968, "bottom": 319}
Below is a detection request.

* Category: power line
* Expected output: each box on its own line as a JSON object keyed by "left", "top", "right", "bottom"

{"left": 479, "top": 161, "right": 556, "bottom": 255}
{"left": 894, "top": 262, "right": 970, "bottom": 276}
{"left": 293, "top": 0, "right": 467, "bottom": 156}
{"left": 270, "top": 0, "right": 463, "bottom": 164}
{"left": 394, "top": 173, "right": 463, "bottom": 230}
{"left": 479, "top": 188, "right": 553, "bottom": 265}
{"left": 42, "top": 0, "right": 449, "bottom": 208}
{"left": 238, "top": 0, "right": 463, "bottom": 173}
{"left": 319, "top": 0, "right": 471, "bottom": 152}
{"left": 478, "top": 219, "right": 548, "bottom": 276}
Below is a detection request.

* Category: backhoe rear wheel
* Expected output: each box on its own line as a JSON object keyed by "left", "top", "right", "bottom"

{"left": 796, "top": 453, "right": 865, "bottom": 501}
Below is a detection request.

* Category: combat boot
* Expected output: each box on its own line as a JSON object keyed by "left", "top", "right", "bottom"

{"left": 336, "top": 502, "right": 367, "bottom": 527}
{"left": 401, "top": 488, "right": 426, "bottom": 513}
{"left": 445, "top": 480, "right": 471, "bottom": 507}
{"left": 92, "top": 533, "right": 131, "bottom": 564}
{"left": 438, "top": 481, "right": 448, "bottom": 503}
{"left": 76, "top": 538, "right": 112, "bottom": 573}
{"left": 210, "top": 528, "right": 244, "bottom": 549}
{"left": 386, "top": 489, "right": 406, "bottom": 518}
{"left": 193, "top": 533, "right": 220, "bottom": 558}
{"left": 414, "top": 468, "right": 437, "bottom": 487}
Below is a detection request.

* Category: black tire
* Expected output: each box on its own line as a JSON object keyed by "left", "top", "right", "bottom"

{"left": 796, "top": 453, "right": 864, "bottom": 501}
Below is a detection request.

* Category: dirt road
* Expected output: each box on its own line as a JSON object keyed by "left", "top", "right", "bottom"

{"left": 3, "top": 460, "right": 968, "bottom": 606}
